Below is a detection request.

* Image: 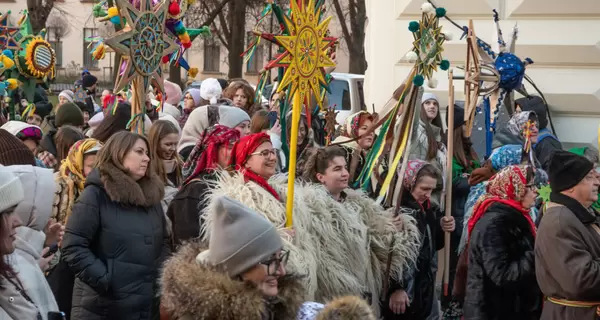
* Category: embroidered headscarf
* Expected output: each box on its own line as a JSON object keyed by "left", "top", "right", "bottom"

{"left": 229, "top": 132, "right": 280, "bottom": 200}
{"left": 182, "top": 125, "right": 240, "bottom": 185}
{"left": 467, "top": 165, "right": 537, "bottom": 242}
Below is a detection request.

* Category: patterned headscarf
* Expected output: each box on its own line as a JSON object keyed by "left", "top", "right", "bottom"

{"left": 182, "top": 125, "right": 240, "bottom": 185}
{"left": 467, "top": 165, "right": 536, "bottom": 242}
{"left": 342, "top": 111, "right": 374, "bottom": 138}
{"left": 505, "top": 111, "right": 538, "bottom": 140}
{"left": 59, "top": 138, "right": 103, "bottom": 191}
{"left": 402, "top": 159, "right": 428, "bottom": 191}
{"left": 229, "top": 132, "right": 280, "bottom": 200}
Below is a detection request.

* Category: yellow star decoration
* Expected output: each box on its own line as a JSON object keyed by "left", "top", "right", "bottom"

{"left": 412, "top": 13, "right": 445, "bottom": 80}
{"left": 275, "top": 0, "right": 336, "bottom": 108}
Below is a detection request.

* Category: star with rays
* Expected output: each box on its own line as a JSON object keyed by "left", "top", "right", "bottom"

{"left": 412, "top": 12, "right": 445, "bottom": 81}
{"left": 274, "top": 0, "right": 336, "bottom": 108}
{"left": 105, "top": 0, "right": 178, "bottom": 93}
{"left": 0, "top": 11, "right": 21, "bottom": 50}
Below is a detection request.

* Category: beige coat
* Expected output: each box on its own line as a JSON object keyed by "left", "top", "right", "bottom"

{"left": 535, "top": 201, "right": 600, "bottom": 320}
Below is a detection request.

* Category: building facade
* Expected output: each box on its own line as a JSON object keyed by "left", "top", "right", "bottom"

{"left": 364, "top": 0, "right": 600, "bottom": 146}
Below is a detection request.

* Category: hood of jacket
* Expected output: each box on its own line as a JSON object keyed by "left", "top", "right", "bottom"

{"left": 6, "top": 165, "right": 55, "bottom": 231}
{"left": 86, "top": 163, "right": 164, "bottom": 207}
{"left": 516, "top": 96, "right": 547, "bottom": 129}
{"left": 161, "top": 242, "right": 376, "bottom": 320}
{"left": 492, "top": 111, "right": 537, "bottom": 149}
{"left": 39, "top": 128, "right": 58, "bottom": 156}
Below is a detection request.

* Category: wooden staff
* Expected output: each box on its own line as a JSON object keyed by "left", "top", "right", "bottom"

{"left": 443, "top": 69, "right": 455, "bottom": 297}
{"left": 130, "top": 77, "right": 145, "bottom": 135}
{"left": 285, "top": 90, "right": 302, "bottom": 228}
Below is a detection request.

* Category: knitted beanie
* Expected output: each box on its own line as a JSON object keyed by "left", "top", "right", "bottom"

{"left": 446, "top": 103, "right": 466, "bottom": 130}
{"left": 34, "top": 101, "right": 53, "bottom": 119}
{"left": 196, "top": 196, "right": 282, "bottom": 277}
{"left": 59, "top": 90, "right": 74, "bottom": 103}
{"left": 82, "top": 74, "right": 97, "bottom": 88}
{"left": 0, "top": 165, "right": 25, "bottom": 213}
{"left": 164, "top": 80, "right": 183, "bottom": 105}
{"left": 421, "top": 92, "right": 439, "bottom": 104}
{"left": 200, "top": 78, "right": 223, "bottom": 105}
{"left": 218, "top": 105, "right": 250, "bottom": 128}
{"left": 188, "top": 89, "right": 202, "bottom": 107}
{"left": 0, "top": 129, "right": 36, "bottom": 166}
{"left": 549, "top": 150, "right": 594, "bottom": 192}
{"left": 55, "top": 102, "right": 84, "bottom": 127}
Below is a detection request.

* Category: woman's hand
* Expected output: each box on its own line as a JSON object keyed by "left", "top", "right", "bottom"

{"left": 44, "top": 219, "right": 65, "bottom": 247}
{"left": 270, "top": 120, "right": 282, "bottom": 137}
{"left": 38, "top": 247, "right": 54, "bottom": 271}
{"left": 389, "top": 289, "right": 410, "bottom": 314}
{"left": 391, "top": 215, "right": 404, "bottom": 231}
{"left": 440, "top": 216, "right": 455, "bottom": 233}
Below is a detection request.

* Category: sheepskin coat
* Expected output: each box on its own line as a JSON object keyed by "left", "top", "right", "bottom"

{"left": 160, "top": 242, "right": 377, "bottom": 320}
{"left": 202, "top": 172, "right": 320, "bottom": 299}
{"left": 288, "top": 183, "right": 420, "bottom": 315}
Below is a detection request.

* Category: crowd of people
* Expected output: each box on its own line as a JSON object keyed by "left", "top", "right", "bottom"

{"left": 0, "top": 71, "right": 599, "bottom": 320}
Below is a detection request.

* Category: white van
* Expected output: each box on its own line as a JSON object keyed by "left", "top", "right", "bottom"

{"left": 327, "top": 73, "right": 367, "bottom": 125}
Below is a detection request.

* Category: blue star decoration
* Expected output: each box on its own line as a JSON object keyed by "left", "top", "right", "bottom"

{"left": 104, "top": 0, "right": 178, "bottom": 94}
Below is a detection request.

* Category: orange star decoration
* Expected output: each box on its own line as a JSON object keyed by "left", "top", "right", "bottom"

{"left": 275, "top": 0, "right": 336, "bottom": 109}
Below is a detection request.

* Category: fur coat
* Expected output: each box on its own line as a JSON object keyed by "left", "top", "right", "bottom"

{"left": 160, "top": 242, "right": 377, "bottom": 320}
{"left": 284, "top": 183, "right": 420, "bottom": 315}
{"left": 202, "top": 172, "right": 320, "bottom": 299}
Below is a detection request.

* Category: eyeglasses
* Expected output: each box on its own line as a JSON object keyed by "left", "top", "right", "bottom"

{"left": 250, "top": 148, "right": 277, "bottom": 158}
{"left": 260, "top": 250, "right": 289, "bottom": 275}
{"left": 183, "top": 95, "right": 192, "bottom": 100}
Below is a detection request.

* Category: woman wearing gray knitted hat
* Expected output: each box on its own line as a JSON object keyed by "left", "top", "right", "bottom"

{"left": 161, "top": 196, "right": 376, "bottom": 320}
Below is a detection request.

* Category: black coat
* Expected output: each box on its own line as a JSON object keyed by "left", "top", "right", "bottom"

{"left": 166, "top": 172, "right": 216, "bottom": 246}
{"left": 62, "top": 164, "right": 168, "bottom": 320}
{"left": 463, "top": 202, "right": 542, "bottom": 320}
{"left": 381, "top": 192, "right": 444, "bottom": 320}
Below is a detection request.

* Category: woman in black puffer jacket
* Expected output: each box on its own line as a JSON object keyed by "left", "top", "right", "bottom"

{"left": 463, "top": 165, "right": 542, "bottom": 320}
{"left": 62, "top": 131, "right": 169, "bottom": 320}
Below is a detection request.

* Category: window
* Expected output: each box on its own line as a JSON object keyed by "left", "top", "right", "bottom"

{"left": 327, "top": 79, "right": 351, "bottom": 111}
{"left": 246, "top": 32, "right": 263, "bottom": 74}
{"left": 47, "top": 27, "right": 63, "bottom": 67}
{"left": 203, "top": 38, "right": 220, "bottom": 72}
{"left": 83, "top": 28, "right": 98, "bottom": 69}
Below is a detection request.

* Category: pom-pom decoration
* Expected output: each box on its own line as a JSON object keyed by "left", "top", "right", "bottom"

{"left": 427, "top": 77, "right": 438, "bottom": 88}
{"left": 413, "top": 75, "right": 424, "bottom": 86}
{"left": 0, "top": 54, "right": 15, "bottom": 70}
{"left": 444, "top": 31, "right": 453, "bottom": 41}
{"left": 168, "top": 0, "right": 181, "bottom": 16}
{"left": 404, "top": 51, "right": 418, "bottom": 63}
{"left": 408, "top": 21, "right": 420, "bottom": 33}
{"left": 421, "top": 2, "right": 435, "bottom": 14}
{"left": 187, "top": 67, "right": 198, "bottom": 79}
{"left": 440, "top": 59, "right": 450, "bottom": 71}
{"left": 6, "top": 78, "right": 18, "bottom": 90}
{"left": 435, "top": 7, "right": 446, "bottom": 17}
{"left": 2, "top": 50, "right": 14, "bottom": 60}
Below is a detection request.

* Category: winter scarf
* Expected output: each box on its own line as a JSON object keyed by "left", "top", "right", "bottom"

{"left": 467, "top": 165, "right": 537, "bottom": 242}
{"left": 182, "top": 125, "right": 240, "bottom": 185}
{"left": 229, "top": 132, "right": 280, "bottom": 200}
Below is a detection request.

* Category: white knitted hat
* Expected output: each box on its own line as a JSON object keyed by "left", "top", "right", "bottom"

{"left": 0, "top": 165, "right": 25, "bottom": 213}
{"left": 200, "top": 78, "right": 223, "bottom": 105}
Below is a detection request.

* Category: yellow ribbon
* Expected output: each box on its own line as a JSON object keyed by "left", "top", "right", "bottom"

{"left": 547, "top": 297, "right": 600, "bottom": 316}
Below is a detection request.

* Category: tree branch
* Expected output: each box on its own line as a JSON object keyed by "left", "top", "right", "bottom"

{"left": 212, "top": 21, "right": 229, "bottom": 49}
{"left": 217, "top": 11, "right": 230, "bottom": 41}
{"left": 200, "top": 0, "right": 234, "bottom": 27}
{"left": 331, "top": 0, "right": 353, "bottom": 49}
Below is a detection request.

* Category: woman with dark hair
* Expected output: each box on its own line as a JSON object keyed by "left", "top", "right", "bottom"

{"left": 463, "top": 165, "right": 542, "bottom": 320}
{"left": 92, "top": 102, "right": 132, "bottom": 143}
{"left": 62, "top": 131, "right": 169, "bottom": 320}
{"left": 296, "top": 146, "right": 420, "bottom": 315}
{"left": 223, "top": 81, "right": 264, "bottom": 117}
{"left": 55, "top": 125, "right": 85, "bottom": 166}
{"left": 408, "top": 93, "right": 447, "bottom": 210}
{"left": 286, "top": 111, "right": 318, "bottom": 176}
{"left": 381, "top": 160, "right": 454, "bottom": 320}
{"left": 167, "top": 125, "right": 240, "bottom": 246}
{"left": 148, "top": 120, "right": 183, "bottom": 226}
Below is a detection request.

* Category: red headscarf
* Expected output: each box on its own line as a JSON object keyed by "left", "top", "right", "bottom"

{"left": 182, "top": 125, "right": 240, "bottom": 185}
{"left": 467, "top": 165, "right": 536, "bottom": 242}
{"left": 229, "top": 132, "right": 280, "bottom": 200}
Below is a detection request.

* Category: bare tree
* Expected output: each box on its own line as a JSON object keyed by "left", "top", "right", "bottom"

{"left": 45, "top": 13, "right": 71, "bottom": 43}
{"left": 331, "top": 0, "right": 367, "bottom": 74}
{"left": 27, "top": 0, "right": 56, "bottom": 34}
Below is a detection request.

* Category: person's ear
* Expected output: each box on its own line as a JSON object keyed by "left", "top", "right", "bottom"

{"left": 316, "top": 172, "right": 326, "bottom": 184}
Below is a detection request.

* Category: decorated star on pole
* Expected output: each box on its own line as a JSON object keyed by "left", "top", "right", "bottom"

{"left": 0, "top": 11, "right": 21, "bottom": 50}
{"left": 105, "top": 0, "right": 178, "bottom": 93}
{"left": 275, "top": 0, "right": 336, "bottom": 109}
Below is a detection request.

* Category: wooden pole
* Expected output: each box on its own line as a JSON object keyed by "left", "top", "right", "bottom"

{"left": 443, "top": 69, "right": 455, "bottom": 297}
{"left": 285, "top": 90, "right": 302, "bottom": 228}
{"left": 130, "top": 77, "right": 145, "bottom": 135}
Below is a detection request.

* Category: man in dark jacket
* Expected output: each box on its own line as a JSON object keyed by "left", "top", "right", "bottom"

{"left": 535, "top": 151, "right": 600, "bottom": 320}
{"left": 515, "top": 96, "right": 562, "bottom": 171}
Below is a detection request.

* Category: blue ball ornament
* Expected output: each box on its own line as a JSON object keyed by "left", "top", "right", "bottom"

{"left": 2, "top": 49, "right": 13, "bottom": 59}
{"left": 413, "top": 75, "right": 424, "bottom": 87}
{"left": 109, "top": 16, "right": 121, "bottom": 25}
{"left": 408, "top": 21, "right": 420, "bottom": 33}
{"left": 494, "top": 52, "right": 526, "bottom": 91}
{"left": 440, "top": 60, "right": 450, "bottom": 71}
{"left": 436, "top": 7, "right": 446, "bottom": 17}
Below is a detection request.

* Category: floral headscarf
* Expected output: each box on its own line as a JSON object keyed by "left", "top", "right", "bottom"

{"left": 342, "top": 111, "right": 373, "bottom": 138}
{"left": 467, "top": 165, "right": 537, "bottom": 243}
{"left": 59, "top": 138, "right": 103, "bottom": 191}
{"left": 402, "top": 159, "right": 428, "bottom": 191}
{"left": 229, "top": 132, "right": 280, "bottom": 200}
{"left": 182, "top": 125, "right": 240, "bottom": 185}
